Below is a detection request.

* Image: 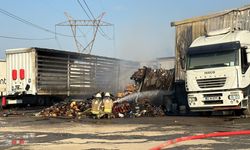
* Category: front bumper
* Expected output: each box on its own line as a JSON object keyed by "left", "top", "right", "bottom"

{"left": 188, "top": 90, "right": 246, "bottom": 111}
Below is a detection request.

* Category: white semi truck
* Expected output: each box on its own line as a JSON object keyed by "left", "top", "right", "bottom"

{"left": 186, "top": 28, "right": 250, "bottom": 115}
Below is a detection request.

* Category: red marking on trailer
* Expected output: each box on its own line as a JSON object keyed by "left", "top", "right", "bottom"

{"left": 20, "top": 69, "right": 25, "bottom": 80}
{"left": 12, "top": 69, "right": 17, "bottom": 80}
{"left": 11, "top": 139, "right": 25, "bottom": 145}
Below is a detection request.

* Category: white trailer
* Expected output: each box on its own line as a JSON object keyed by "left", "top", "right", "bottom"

{"left": 186, "top": 28, "right": 250, "bottom": 115}
{"left": 4, "top": 47, "right": 139, "bottom": 106}
{"left": 0, "top": 60, "right": 6, "bottom": 96}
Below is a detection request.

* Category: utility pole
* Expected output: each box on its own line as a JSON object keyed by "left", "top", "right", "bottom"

{"left": 56, "top": 12, "right": 112, "bottom": 54}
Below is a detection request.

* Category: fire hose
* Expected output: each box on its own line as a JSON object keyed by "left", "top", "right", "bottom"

{"left": 150, "top": 130, "right": 250, "bottom": 150}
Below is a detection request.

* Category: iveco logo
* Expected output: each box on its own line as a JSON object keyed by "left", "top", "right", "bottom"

{"left": 204, "top": 71, "right": 215, "bottom": 74}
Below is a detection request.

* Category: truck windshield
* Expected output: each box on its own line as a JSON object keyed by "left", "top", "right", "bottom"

{"left": 187, "top": 50, "right": 238, "bottom": 70}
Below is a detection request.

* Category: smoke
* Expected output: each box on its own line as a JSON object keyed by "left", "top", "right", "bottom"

{"left": 113, "top": 20, "right": 175, "bottom": 91}
{"left": 116, "top": 20, "right": 174, "bottom": 61}
{"left": 116, "top": 60, "right": 140, "bottom": 92}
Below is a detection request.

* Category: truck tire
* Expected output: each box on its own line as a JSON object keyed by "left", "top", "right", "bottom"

{"left": 200, "top": 111, "right": 212, "bottom": 116}
{"left": 234, "top": 109, "right": 243, "bottom": 116}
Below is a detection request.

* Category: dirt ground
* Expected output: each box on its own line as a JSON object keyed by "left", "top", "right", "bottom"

{"left": 0, "top": 109, "right": 250, "bottom": 150}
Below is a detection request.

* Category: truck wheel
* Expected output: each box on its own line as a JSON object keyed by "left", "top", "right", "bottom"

{"left": 234, "top": 110, "right": 243, "bottom": 116}
{"left": 200, "top": 111, "right": 212, "bottom": 116}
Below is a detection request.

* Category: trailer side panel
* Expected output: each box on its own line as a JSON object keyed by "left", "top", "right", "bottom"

{"left": 6, "top": 48, "right": 139, "bottom": 98}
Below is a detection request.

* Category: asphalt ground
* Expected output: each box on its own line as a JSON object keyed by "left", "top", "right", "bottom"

{"left": 0, "top": 108, "right": 249, "bottom": 150}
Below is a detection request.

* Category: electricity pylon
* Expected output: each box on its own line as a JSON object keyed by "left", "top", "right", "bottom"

{"left": 56, "top": 12, "right": 112, "bottom": 54}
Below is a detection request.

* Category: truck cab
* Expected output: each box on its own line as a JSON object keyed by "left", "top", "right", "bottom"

{"left": 186, "top": 28, "right": 250, "bottom": 115}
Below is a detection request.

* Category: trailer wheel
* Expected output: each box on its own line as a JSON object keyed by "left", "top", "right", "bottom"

{"left": 37, "top": 97, "right": 45, "bottom": 106}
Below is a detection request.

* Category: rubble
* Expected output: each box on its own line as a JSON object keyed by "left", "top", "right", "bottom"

{"left": 36, "top": 95, "right": 165, "bottom": 119}
{"left": 116, "top": 84, "right": 138, "bottom": 98}
{"left": 111, "top": 67, "right": 173, "bottom": 118}
{"left": 131, "top": 66, "right": 174, "bottom": 91}
{"left": 112, "top": 99, "right": 165, "bottom": 118}
{"left": 36, "top": 100, "right": 92, "bottom": 119}
{"left": 36, "top": 67, "right": 172, "bottom": 119}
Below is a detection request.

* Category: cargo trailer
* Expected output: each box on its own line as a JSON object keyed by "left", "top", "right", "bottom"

{"left": 0, "top": 60, "right": 6, "bottom": 96}
{"left": 4, "top": 47, "right": 139, "bottom": 105}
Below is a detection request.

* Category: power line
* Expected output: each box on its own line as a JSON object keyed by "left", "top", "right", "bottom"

{"left": 77, "top": 0, "right": 113, "bottom": 40}
{"left": 82, "top": 0, "right": 95, "bottom": 19}
{"left": 0, "top": 35, "right": 54, "bottom": 40}
{"left": 77, "top": 0, "right": 92, "bottom": 20}
{"left": 0, "top": 8, "right": 74, "bottom": 37}
{"left": 55, "top": 37, "right": 62, "bottom": 49}
{"left": 82, "top": 0, "right": 113, "bottom": 40}
{"left": 58, "top": 12, "right": 111, "bottom": 53}
{"left": 77, "top": 0, "right": 106, "bottom": 41}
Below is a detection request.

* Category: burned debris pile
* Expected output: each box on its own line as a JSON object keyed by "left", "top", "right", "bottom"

{"left": 36, "top": 67, "right": 174, "bottom": 119}
{"left": 112, "top": 99, "right": 165, "bottom": 118}
{"left": 130, "top": 67, "right": 174, "bottom": 91}
{"left": 36, "top": 100, "right": 92, "bottom": 119}
{"left": 116, "top": 84, "right": 138, "bottom": 98}
{"left": 37, "top": 98, "right": 165, "bottom": 119}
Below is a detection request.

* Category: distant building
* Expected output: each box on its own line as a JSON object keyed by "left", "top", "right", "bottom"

{"left": 140, "top": 60, "right": 158, "bottom": 69}
{"left": 157, "top": 57, "right": 175, "bottom": 69}
{"left": 140, "top": 56, "right": 175, "bottom": 69}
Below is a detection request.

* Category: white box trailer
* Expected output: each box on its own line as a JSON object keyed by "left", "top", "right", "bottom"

{"left": 5, "top": 47, "right": 139, "bottom": 105}
{"left": 6, "top": 48, "right": 36, "bottom": 96}
{"left": 0, "top": 60, "right": 6, "bottom": 96}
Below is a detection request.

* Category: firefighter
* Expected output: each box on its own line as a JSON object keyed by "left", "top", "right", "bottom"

{"left": 91, "top": 93, "right": 103, "bottom": 119}
{"left": 103, "top": 92, "right": 114, "bottom": 118}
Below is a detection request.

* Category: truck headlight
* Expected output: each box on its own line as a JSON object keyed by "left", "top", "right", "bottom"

{"left": 228, "top": 95, "right": 240, "bottom": 100}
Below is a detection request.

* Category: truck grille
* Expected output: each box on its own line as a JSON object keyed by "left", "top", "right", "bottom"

{"left": 196, "top": 77, "right": 226, "bottom": 89}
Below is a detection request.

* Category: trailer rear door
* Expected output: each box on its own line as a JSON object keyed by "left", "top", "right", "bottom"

{"left": 0, "top": 60, "right": 6, "bottom": 96}
{"left": 6, "top": 48, "right": 36, "bottom": 95}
